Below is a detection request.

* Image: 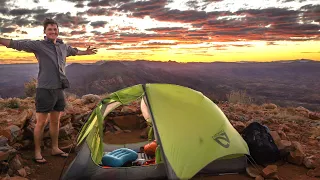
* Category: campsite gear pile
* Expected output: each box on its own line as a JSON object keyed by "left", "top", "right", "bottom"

{"left": 101, "top": 141, "right": 159, "bottom": 168}
{"left": 61, "top": 84, "right": 249, "bottom": 180}
{"left": 63, "top": 83, "right": 306, "bottom": 179}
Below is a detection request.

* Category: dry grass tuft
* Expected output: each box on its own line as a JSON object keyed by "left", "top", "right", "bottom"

{"left": 262, "top": 103, "right": 278, "bottom": 110}
{"left": 226, "top": 90, "right": 253, "bottom": 104}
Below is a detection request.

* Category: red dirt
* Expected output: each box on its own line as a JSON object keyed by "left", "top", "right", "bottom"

{"left": 103, "top": 129, "right": 147, "bottom": 144}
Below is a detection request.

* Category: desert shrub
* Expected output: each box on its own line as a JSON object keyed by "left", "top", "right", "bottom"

{"left": 4, "top": 98, "right": 20, "bottom": 109}
{"left": 65, "top": 92, "right": 78, "bottom": 102}
{"left": 273, "top": 109, "right": 307, "bottom": 122}
{"left": 262, "top": 103, "right": 278, "bottom": 110}
{"left": 24, "top": 78, "right": 37, "bottom": 97}
{"left": 99, "top": 92, "right": 110, "bottom": 99}
{"left": 226, "top": 90, "right": 253, "bottom": 104}
{"left": 82, "top": 94, "right": 101, "bottom": 104}
{"left": 0, "top": 99, "right": 5, "bottom": 109}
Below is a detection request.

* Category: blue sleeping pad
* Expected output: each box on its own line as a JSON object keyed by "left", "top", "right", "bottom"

{"left": 102, "top": 148, "right": 138, "bottom": 167}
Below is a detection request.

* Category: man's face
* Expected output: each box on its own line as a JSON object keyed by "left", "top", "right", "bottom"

{"left": 45, "top": 24, "right": 59, "bottom": 40}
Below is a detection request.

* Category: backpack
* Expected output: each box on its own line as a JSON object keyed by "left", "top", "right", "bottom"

{"left": 241, "top": 122, "right": 280, "bottom": 165}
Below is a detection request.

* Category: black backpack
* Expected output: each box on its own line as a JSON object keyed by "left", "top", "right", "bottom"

{"left": 241, "top": 122, "right": 280, "bottom": 165}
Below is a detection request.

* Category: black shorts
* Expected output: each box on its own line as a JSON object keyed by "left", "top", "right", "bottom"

{"left": 35, "top": 88, "right": 66, "bottom": 113}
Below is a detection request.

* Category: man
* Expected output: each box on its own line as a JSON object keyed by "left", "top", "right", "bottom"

{"left": 0, "top": 18, "right": 97, "bottom": 163}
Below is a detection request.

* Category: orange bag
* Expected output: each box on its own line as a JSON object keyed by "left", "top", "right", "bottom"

{"left": 144, "top": 140, "right": 157, "bottom": 157}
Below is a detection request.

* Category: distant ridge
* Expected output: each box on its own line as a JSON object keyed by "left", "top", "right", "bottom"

{"left": 0, "top": 60, "right": 319, "bottom": 111}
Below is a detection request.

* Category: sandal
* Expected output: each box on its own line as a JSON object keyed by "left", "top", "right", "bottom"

{"left": 33, "top": 157, "right": 47, "bottom": 164}
{"left": 51, "top": 152, "right": 69, "bottom": 158}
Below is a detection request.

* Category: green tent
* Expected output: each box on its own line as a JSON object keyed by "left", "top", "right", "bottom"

{"left": 62, "top": 84, "right": 250, "bottom": 180}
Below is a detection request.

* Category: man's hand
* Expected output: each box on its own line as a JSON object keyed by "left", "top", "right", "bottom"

{"left": 85, "top": 46, "right": 97, "bottom": 55}
{"left": 76, "top": 46, "right": 98, "bottom": 56}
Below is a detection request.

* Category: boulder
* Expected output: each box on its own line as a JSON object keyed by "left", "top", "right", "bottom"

{"left": 17, "top": 168, "right": 27, "bottom": 177}
{"left": 12, "top": 110, "right": 30, "bottom": 129}
{"left": 262, "top": 165, "right": 277, "bottom": 178}
{"left": 0, "top": 151, "right": 11, "bottom": 161}
{"left": 295, "top": 106, "right": 310, "bottom": 117}
{"left": 6, "top": 125, "right": 22, "bottom": 143}
{"left": 0, "top": 145, "right": 17, "bottom": 161}
{"left": 0, "top": 129, "right": 12, "bottom": 143}
{"left": 60, "top": 114, "right": 72, "bottom": 127}
{"left": 246, "top": 166, "right": 260, "bottom": 178}
{"left": 112, "top": 115, "right": 141, "bottom": 130}
{"left": 279, "top": 124, "right": 290, "bottom": 132}
{"left": 286, "top": 142, "right": 305, "bottom": 166}
{"left": 303, "top": 156, "right": 317, "bottom": 169}
{"left": 286, "top": 132, "right": 300, "bottom": 140}
{"left": 307, "top": 167, "right": 320, "bottom": 177}
{"left": 277, "top": 130, "right": 287, "bottom": 140}
{"left": 270, "top": 131, "right": 281, "bottom": 143}
{"left": 81, "top": 94, "right": 101, "bottom": 104}
{"left": 277, "top": 140, "right": 293, "bottom": 152}
{"left": 287, "top": 151, "right": 305, "bottom": 165}
{"left": 24, "top": 166, "right": 31, "bottom": 175}
{"left": 291, "top": 141, "right": 305, "bottom": 155}
{"left": 59, "top": 123, "right": 74, "bottom": 138}
{"left": 121, "top": 106, "right": 138, "bottom": 113}
{"left": 309, "top": 112, "right": 320, "bottom": 120}
{"left": 0, "top": 136, "right": 8, "bottom": 146}
{"left": 9, "top": 155, "right": 23, "bottom": 172}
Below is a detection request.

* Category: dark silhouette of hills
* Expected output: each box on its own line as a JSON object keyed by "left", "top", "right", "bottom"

{"left": 0, "top": 60, "right": 319, "bottom": 111}
{"left": 0, "top": 64, "right": 38, "bottom": 99}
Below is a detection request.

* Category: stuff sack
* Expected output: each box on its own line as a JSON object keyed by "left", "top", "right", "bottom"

{"left": 241, "top": 122, "right": 280, "bottom": 165}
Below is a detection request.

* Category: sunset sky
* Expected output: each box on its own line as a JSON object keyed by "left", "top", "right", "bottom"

{"left": 0, "top": 0, "right": 319, "bottom": 64}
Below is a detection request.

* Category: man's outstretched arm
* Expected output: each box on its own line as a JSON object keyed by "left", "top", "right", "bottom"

{"left": 0, "top": 37, "right": 11, "bottom": 47}
{"left": 0, "top": 37, "right": 40, "bottom": 52}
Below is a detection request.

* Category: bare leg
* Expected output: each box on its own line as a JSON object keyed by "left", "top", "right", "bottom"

{"left": 34, "top": 112, "right": 49, "bottom": 162}
{"left": 50, "top": 111, "right": 68, "bottom": 156}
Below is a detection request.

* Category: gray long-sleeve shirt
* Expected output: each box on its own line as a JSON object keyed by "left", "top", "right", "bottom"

{"left": 7, "top": 38, "right": 78, "bottom": 89}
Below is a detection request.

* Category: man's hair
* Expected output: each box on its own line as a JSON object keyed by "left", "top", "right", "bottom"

{"left": 43, "top": 18, "right": 59, "bottom": 32}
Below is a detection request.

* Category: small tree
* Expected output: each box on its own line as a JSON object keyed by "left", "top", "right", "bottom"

{"left": 24, "top": 78, "right": 37, "bottom": 97}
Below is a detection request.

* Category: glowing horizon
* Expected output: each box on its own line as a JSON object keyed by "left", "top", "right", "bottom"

{"left": 0, "top": 0, "right": 319, "bottom": 64}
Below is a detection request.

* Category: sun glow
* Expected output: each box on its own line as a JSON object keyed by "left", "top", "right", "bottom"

{"left": 0, "top": 0, "right": 319, "bottom": 64}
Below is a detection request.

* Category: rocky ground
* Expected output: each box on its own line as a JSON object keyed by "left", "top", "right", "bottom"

{"left": 0, "top": 94, "right": 319, "bottom": 180}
